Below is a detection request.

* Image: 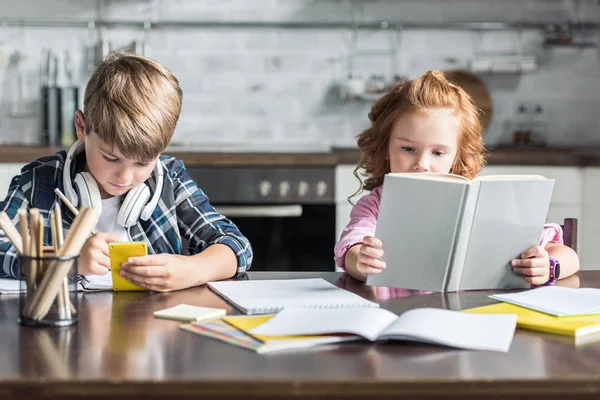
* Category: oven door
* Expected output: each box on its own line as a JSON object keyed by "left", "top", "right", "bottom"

{"left": 215, "top": 204, "right": 336, "bottom": 272}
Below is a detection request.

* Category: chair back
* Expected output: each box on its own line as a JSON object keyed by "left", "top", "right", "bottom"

{"left": 561, "top": 218, "right": 578, "bottom": 252}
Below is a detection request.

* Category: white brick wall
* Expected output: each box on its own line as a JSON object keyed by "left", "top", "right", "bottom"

{"left": 0, "top": 0, "right": 599, "bottom": 150}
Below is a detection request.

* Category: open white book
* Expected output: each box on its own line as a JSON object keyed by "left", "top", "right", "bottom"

{"left": 367, "top": 173, "right": 554, "bottom": 292}
{"left": 250, "top": 307, "right": 518, "bottom": 352}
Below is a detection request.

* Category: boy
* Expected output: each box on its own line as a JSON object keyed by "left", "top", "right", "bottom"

{"left": 0, "top": 53, "right": 253, "bottom": 291}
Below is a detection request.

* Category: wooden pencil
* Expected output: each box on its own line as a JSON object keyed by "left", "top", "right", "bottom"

{"left": 17, "top": 209, "right": 34, "bottom": 295}
{"left": 0, "top": 212, "right": 23, "bottom": 254}
{"left": 28, "top": 209, "right": 41, "bottom": 290}
{"left": 54, "top": 188, "right": 97, "bottom": 235}
{"left": 53, "top": 203, "right": 74, "bottom": 318}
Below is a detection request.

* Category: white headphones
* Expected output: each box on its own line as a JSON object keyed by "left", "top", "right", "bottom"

{"left": 62, "top": 140, "right": 164, "bottom": 228}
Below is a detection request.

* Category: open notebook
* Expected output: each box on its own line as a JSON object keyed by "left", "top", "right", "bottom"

{"left": 207, "top": 278, "right": 379, "bottom": 315}
{"left": 250, "top": 307, "right": 517, "bottom": 352}
{"left": 0, "top": 274, "right": 112, "bottom": 294}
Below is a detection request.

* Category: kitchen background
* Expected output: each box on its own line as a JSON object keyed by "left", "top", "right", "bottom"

{"left": 0, "top": 0, "right": 598, "bottom": 272}
{"left": 0, "top": 0, "right": 599, "bottom": 150}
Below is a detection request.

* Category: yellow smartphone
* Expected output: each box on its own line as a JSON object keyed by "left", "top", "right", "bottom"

{"left": 109, "top": 242, "right": 148, "bottom": 291}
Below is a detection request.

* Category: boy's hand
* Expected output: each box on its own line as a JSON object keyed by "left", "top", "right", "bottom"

{"left": 120, "top": 254, "right": 188, "bottom": 292}
{"left": 79, "top": 233, "right": 122, "bottom": 276}
{"left": 511, "top": 245, "right": 551, "bottom": 285}
{"left": 356, "top": 236, "right": 386, "bottom": 276}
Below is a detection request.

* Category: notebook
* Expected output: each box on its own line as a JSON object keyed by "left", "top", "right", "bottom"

{"left": 463, "top": 302, "right": 600, "bottom": 343}
{"left": 207, "top": 278, "right": 380, "bottom": 315}
{"left": 0, "top": 275, "right": 112, "bottom": 294}
{"left": 181, "top": 315, "right": 357, "bottom": 354}
{"left": 154, "top": 304, "right": 226, "bottom": 322}
{"left": 250, "top": 307, "right": 517, "bottom": 352}
{"left": 489, "top": 286, "right": 600, "bottom": 317}
{"left": 0, "top": 278, "right": 21, "bottom": 294}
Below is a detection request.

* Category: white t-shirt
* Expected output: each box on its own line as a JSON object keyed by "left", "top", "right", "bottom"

{"left": 94, "top": 196, "right": 129, "bottom": 241}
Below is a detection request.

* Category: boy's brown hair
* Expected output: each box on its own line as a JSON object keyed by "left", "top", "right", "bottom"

{"left": 354, "top": 70, "right": 485, "bottom": 195}
{"left": 83, "top": 52, "right": 183, "bottom": 161}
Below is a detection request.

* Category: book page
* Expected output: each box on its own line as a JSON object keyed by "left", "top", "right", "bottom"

{"left": 473, "top": 174, "right": 547, "bottom": 182}
{"left": 250, "top": 307, "right": 399, "bottom": 342}
{"left": 459, "top": 178, "right": 554, "bottom": 290}
{"left": 377, "top": 308, "right": 517, "bottom": 352}
{"left": 388, "top": 172, "right": 471, "bottom": 183}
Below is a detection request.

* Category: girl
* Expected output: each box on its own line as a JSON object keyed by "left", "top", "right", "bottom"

{"left": 334, "top": 70, "right": 579, "bottom": 286}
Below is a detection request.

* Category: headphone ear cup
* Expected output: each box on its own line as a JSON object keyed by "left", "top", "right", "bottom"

{"left": 117, "top": 184, "right": 150, "bottom": 228}
{"left": 73, "top": 172, "right": 102, "bottom": 215}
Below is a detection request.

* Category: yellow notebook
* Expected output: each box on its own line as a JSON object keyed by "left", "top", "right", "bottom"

{"left": 109, "top": 242, "right": 147, "bottom": 291}
{"left": 464, "top": 302, "right": 600, "bottom": 340}
{"left": 223, "top": 315, "right": 336, "bottom": 342}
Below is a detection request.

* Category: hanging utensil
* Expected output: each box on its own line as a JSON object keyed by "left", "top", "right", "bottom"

{"left": 41, "top": 49, "right": 62, "bottom": 147}
{"left": 61, "top": 50, "right": 78, "bottom": 146}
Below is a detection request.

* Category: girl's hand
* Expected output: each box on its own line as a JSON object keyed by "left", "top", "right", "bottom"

{"left": 356, "top": 236, "right": 386, "bottom": 276}
{"left": 511, "top": 245, "right": 551, "bottom": 285}
{"left": 78, "top": 233, "right": 122, "bottom": 276}
{"left": 120, "top": 254, "right": 189, "bottom": 292}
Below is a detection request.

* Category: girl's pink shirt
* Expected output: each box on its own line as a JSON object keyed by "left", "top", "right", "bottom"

{"left": 334, "top": 186, "right": 563, "bottom": 270}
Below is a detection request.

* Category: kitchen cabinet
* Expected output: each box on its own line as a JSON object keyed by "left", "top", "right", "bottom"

{"left": 335, "top": 165, "right": 366, "bottom": 240}
{"left": 582, "top": 167, "right": 600, "bottom": 270}
{"left": 0, "top": 164, "right": 25, "bottom": 201}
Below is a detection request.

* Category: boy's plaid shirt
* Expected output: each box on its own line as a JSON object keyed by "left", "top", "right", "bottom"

{"left": 0, "top": 151, "right": 253, "bottom": 279}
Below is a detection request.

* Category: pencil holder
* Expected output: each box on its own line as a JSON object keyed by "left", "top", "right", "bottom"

{"left": 18, "top": 254, "right": 79, "bottom": 327}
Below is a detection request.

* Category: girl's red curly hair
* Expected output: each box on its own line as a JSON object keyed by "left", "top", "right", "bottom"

{"left": 353, "top": 70, "right": 486, "bottom": 196}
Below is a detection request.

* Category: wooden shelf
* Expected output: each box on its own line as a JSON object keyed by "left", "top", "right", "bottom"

{"left": 0, "top": 145, "right": 599, "bottom": 167}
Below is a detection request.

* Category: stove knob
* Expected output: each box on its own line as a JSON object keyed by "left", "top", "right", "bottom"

{"left": 259, "top": 181, "right": 272, "bottom": 197}
{"left": 298, "top": 181, "right": 309, "bottom": 197}
{"left": 316, "top": 181, "right": 328, "bottom": 197}
{"left": 279, "top": 181, "right": 291, "bottom": 197}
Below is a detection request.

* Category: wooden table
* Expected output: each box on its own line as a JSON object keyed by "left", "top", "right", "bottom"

{"left": 1, "top": 271, "right": 599, "bottom": 400}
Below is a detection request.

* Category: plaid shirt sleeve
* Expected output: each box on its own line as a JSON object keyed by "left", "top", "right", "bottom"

{"left": 170, "top": 160, "right": 253, "bottom": 275}
{"left": 0, "top": 173, "right": 30, "bottom": 279}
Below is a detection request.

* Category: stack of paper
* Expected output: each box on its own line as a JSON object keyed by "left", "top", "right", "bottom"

{"left": 180, "top": 314, "right": 356, "bottom": 354}
{"left": 464, "top": 302, "right": 600, "bottom": 344}
{"left": 154, "top": 304, "right": 226, "bottom": 322}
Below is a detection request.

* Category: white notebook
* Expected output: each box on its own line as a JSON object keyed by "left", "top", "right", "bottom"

{"left": 207, "top": 278, "right": 380, "bottom": 315}
{"left": 250, "top": 307, "right": 517, "bottom": 353}
{"left": 0, "top": 275, "right": 112, "bottom": 294}
{"left": 490, "top": 286, "right": 600, "bottom": 317}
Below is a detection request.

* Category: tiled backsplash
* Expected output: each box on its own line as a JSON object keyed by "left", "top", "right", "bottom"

{"left": 0, "top": 0, "right": 599, "bottom": 150}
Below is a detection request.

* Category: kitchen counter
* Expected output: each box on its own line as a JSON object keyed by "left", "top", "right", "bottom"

{"left": 0, "top": 145, "right": 597, "bottom": 167}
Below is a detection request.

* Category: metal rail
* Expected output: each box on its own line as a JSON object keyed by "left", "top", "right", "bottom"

{"left": 1, "top": 18, "right": 598, "bottom": 31}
